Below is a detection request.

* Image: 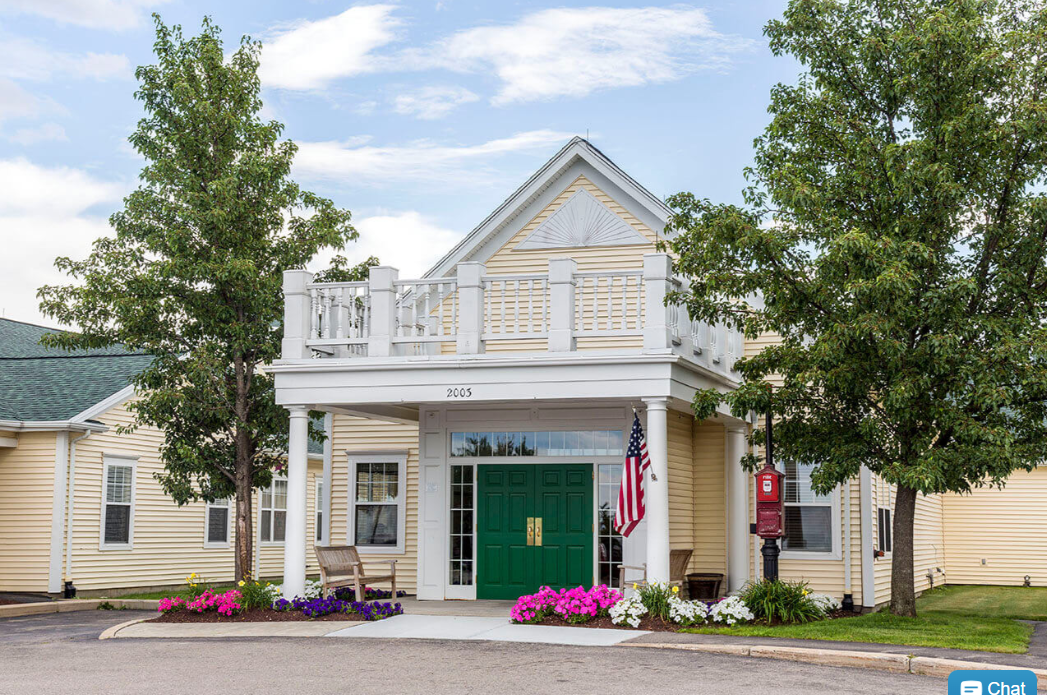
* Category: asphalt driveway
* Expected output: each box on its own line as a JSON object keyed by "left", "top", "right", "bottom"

{"left": 0, "top": 609, "right": 154, "bottom": 646}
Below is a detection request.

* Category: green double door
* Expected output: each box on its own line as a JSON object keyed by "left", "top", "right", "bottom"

{"left": 476, "top": 463, "right": 593, "bottom": 600}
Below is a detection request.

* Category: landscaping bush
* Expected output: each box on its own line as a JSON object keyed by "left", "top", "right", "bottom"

{"left": 609, "top": 595, "right": 647, "bottom": 627}
{"left": 709, "top": 595, "right": 756, "bottom": 625}
{"left": 667, "top": 595, "right": 709, "bottom": 626}
{"left": 159, "top": 589, "right": 243, "bottom": 616}
{"left": 237, "top": 575, "right": 280, "bottom": 610}
{"left": 509, "top": 585, "right": 621, "bottom": 624}
{"left": 739, "top": 580, "right": 827, "bottom": 624}
{"left": 635, "top": 581, "right": 677, "bottom": 621}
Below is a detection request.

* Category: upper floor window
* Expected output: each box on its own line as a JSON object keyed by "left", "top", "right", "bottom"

{"left": 260, "top": 478, "right": 287, "bottom": 544}
{"left": 101, "top": 457, "right": 136, "bottom": 549}
{"left": 782, "top": 462, "right": 834, "bottom": 554}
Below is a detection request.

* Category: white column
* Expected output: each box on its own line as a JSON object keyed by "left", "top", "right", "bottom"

{"left": 643, "top": 253, "right": 673, "bottom": 351}
{"left": 283, "top": 406, "right": 309, "bottom": 599}
{"left": 726, "top": 425, "right": 750, "bottom": 592}
{"left": 281, "top": 270, "right": 314, "bottom": 360}
{"left": 643, "top": 398, "right": 670, "bottom": 583}
{"left": 48, "top": 431, "right": 69, "bottom": 594}
{"left": 367, "top": 266, "right": 398, "bottom": 357}
{"left": 321, "top": 413, "right": 333, "bottom": 546}
{"left": 456, "top": 262, "right": 486, "bottom": 354}
{"left": 547, "top": 258, "right": 577, "bottom": 352}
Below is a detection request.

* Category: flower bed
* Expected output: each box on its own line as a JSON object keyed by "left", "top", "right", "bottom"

{"left": 150, "top": 573, "right": 404, "bottom": 623}
{"left": 508, "top": 580, "right": 844, "bottom": 632}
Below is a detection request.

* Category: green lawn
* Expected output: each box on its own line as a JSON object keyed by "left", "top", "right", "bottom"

{"left": 682, "top": 585, "right": 1043, "bottom": 654}
{"left": 98, "top": 585, "right": 234, "bottom": 601}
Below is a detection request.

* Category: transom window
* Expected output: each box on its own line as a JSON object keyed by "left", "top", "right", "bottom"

{"left": 349, "top": 454, "right": 406, "bottom": 552}
{"left": 205, "top": 498, "right": 230, "bottom": 547}
{"left": 260, "top": 478, "right": 287, "bottom": 544}
{"left": 101, "top": 457, "right": 135, "bottom": 548}
{"left": 450, "top": 431, "right": 624, "bottom": 458}
{"left": 782, "top": 462, "right": 834, "bottom": 553}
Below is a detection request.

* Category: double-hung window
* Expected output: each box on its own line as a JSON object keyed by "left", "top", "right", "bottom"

{"left": 348, "top": 453, "right": 406, "bottom": 553}
{"left": 782, "top": 461, "right": 835, "bottom": 555}
{"left": 100, "top": 457, "right": 135, "bottom": 549}
{"left": 315, "top": 478, "right": 325, "bottom": 544}
{"left": 205, "top": 498, "right": 230, "bottom": 547}
{"left": 260, "top": 478, "right": 287, "bottom": 544}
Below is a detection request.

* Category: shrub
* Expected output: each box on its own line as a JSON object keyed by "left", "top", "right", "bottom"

{"left": 635, "top": 582, "right": 678, "bottom": 621}
{"left": 237, "top": 575, "right": 280, "bottom": 610}
{"left": 709, "top": 595, "right": 755, "bottom": 625}
{"left": 739, "top": 580, "right": 825, "bottom": 624}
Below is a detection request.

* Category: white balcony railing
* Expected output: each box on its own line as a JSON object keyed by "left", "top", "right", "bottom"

{"left": 282, "top": 253, "right": 743, "bottom": 379}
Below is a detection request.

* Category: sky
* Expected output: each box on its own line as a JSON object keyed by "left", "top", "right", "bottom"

{"left": 0, "top": 0, "right": 796, "bottom": 326}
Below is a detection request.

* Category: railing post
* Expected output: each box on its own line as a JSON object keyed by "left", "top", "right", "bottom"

{"left": 548, "top": 258, "right": 577, "bottom": 352}
{"left": 367, "top": 266, "right": 399, "bottom": 357}
{"left": 281, "top": 270, "right": 314, "bottom": 359}
{"left": 456, "top": 262, "right": 486, "bottom": 354}
{"left": 643, "top": 253, "right": 673, "bottom": 351}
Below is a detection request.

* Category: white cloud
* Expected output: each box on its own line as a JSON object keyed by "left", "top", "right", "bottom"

{"left": 393, "top": 85, "right": 479, "bottom": 120}
{"left": 0, "top": 79, "right": 57, "bottom": 123}
{"left": 259, "top": 5, "right": 402, "bottom": 91}
{"left": 0, "top": 158, "right": 126, "bottom": 324}
{"left": 294, "top": 129, "right": 572, "bottom": 184}
{"left": 0, "top": 35, "right": 130, "bottom": 82}
{"left": 0, "top": 0, "right": 167, "bottom": 30}
{"left": 309, "top": 211, "right": 462, "bottom": 279}
{"left": 410, "top": 6, "right": 754, "bottom": 105}
{"left": 9, "top": 122, "right": 67, "bottom": 145}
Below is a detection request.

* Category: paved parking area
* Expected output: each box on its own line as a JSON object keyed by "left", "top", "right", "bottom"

{"left": 0, "top": 609, "right": 155, "bottom": 646}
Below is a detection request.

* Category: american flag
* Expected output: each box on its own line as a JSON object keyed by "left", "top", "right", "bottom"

{"left": 614, "top": 412, "right": 651, "bottom": 538}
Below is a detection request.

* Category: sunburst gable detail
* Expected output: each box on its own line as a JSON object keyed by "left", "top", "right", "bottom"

{"left": 514, "top": 188, "right": 649, "bottom": 250}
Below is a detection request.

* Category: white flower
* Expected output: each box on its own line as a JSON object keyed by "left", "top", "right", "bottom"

{"left": 710, "top": 596, "right": 755, "bottom": 626}
{"left": 807, "top": 593, "right": 840, "bottom": 615}
{"left": 668, "top": 596, "right": 709, "bottom": 626}
{"left": 609, "top": 596, "right": 648, "bottom": 628}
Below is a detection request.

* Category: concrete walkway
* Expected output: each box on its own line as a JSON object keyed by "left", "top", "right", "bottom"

{"left": 393, "top": 598, "right": 516, "bottom": 617}
{"left": 327, "top": 614, "right": 646, "bottom": 646}
{"left": 106, "top": 618, "right": 363, "bottom": 639}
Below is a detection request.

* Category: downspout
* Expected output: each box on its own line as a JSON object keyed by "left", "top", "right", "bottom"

{"left": 842, "top": 477, "right": 854, "bottom": 611}
{"left": 64, "top": 430, "right": 92, "bottom": 596}
{"left": 750, "top": 412, "right": 760, "bottom": 582}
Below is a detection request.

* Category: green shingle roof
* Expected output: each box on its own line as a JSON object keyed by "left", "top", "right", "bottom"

{"left": 0, "top": 318, "right": 153, "bottom": 422}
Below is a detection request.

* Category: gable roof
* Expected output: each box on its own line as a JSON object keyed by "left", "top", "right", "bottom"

{"left": 0, "top": 318, "right": 153, "bottom": 423}
{"left": 424, "top": 137, "right": 672, "bottom": 279}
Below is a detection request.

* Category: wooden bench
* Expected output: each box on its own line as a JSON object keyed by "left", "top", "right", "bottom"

{"left": 315, "top": 545, "right": 396, "bottom": 602}
{"left": 618, "top": 548, "right": 694, "bottom": 593}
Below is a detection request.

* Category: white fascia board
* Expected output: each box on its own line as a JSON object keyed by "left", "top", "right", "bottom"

{"left": 0, "top": 419, "right": 108, "bottom": 433}
{"left": 70, "top": 384, "right": 136, "bottom": 424}
{"left": 424, "top": 138, "right": 672, "bottom": 280}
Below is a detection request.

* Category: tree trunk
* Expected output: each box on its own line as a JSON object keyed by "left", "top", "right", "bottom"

{"left": 889, "top": 484, "right": 918, "bottom": 617}
{"left": 234, "top": 458, "right": 252, "bottom": 582}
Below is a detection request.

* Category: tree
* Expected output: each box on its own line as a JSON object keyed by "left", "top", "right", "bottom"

{"left": 667, "top": 0, "right": 1047, "bottom": 616}
{"left": 38, "top": 16, "right": 358, "bottom": 582}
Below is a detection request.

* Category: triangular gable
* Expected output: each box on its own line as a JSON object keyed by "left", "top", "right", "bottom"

{"left": 514, "top": 188, "right": 649, "bottom": 250}
{"left": 423, "top": 137, "right": 671, "bottom": 278}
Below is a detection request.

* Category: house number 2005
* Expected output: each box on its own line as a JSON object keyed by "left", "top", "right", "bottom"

{"left": 446, "top": 387, "right": 473, "bottom": 398}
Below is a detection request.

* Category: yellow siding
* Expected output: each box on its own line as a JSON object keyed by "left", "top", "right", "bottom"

{"left": 329, "top": 414, "right": 420, "bottom": 593}
{"left": 871, "top": 477, "right": 946, "bottom": 604}
{"left": 667, "top": 410, "right": 694, "bottom": 558}
{"left": 943, "top": 467, "right": 1047, "bottom": 586}
{"left": 70, "top": 400, "right": 322, "bottom": 592}
{"left": 0, "top": 432, "right": 56, "bottom": 592}
{"left": 692, "top": 419, "right": 727, "bottom": 580}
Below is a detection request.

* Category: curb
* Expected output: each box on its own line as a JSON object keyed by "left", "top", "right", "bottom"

{"left": 621, "top": 642, "right": 1047, "bottom": 691}
{"left": 99, "top": 617, "right": 152, "bottom": 640}
{"left": 0, "top": 599, "right": 159, "bottom": 618}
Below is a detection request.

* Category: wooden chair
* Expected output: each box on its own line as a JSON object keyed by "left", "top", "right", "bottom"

{"left": 618, "top": 548, "right": 694, "bottom": 593}
{"left": 315, "top": 545, "right": 396, "bottom": 602}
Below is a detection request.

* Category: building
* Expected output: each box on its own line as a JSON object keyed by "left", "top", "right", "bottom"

{"left": 0, "top": 317, "right": 325, "bottom": 596}
{"left": 273, "top": 138, "right": 1046, "bottom": 607}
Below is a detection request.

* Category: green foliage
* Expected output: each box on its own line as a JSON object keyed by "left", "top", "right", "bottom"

{"left": 237, "top": 575, "right": 280, "bottom": 610}
{"left": 36, "top": 16, "right": 357, "bottom": 579}
{"left": 636, "top": 582, "right": 679, "bottom": 621}
{"left": 740, "top": 580, "right": 825, "bottom": 624}
{"left": 668, "top": 0, "right": 1047, "bottom": 615}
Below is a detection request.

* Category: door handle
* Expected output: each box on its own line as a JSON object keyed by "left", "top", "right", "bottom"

{"left": 526, "top": 517, "right": 535, "bottom": 546}
{"left": 535, "top": 517, "right": 543, "bottom": 547}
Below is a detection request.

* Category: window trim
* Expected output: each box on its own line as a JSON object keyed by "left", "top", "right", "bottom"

{"left": 778, "top": 462, "right": 842, "bottom": 562}
{"left": 98, "top": 455, "right": 137, "bottom": 551}
{"left": 258, "top": 476, "right": 288, "bottom": 547}
{"left": 877, "top": 506, "right": 893, "bottom": 556}
{"left": 347, "top": 452, "right": 407, "bottom": 555}
{"left": 315, "top": 477, "right": 325, "bottom": 545}
{"left": 204, "top": 497, "right": 231, "bottom": 549}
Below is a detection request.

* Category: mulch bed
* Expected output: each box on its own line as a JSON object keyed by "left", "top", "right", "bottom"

{"left": 152, "top": 608, "right": 365, "bottom": 623}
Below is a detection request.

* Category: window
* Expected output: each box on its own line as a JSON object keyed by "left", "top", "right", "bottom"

{"left": 449, "top": 464, "right": 474, "bottom": 586}
{"left": 782, "top": 462, "right": 834, "bottom": 554}
{"left": 597, "top": 464, "right": 624, "bottom": 587}
{"left": 449, "top": 431, "right": 624, "bottom": 457}
{"left": 101, "top": 457, "right": 135, "bottom": 549}
{"left": 315, "top": 479, "right": 325, "bottom": 544}
{"left": 205, "top": 498, "right": 230, "bottom": 547}
{"left": 877, "top": 507, "right": 892, "bottom": 554}
{"left": 260, "top": 478, "right": 287, "bottom": 544}
{"left": 349, "top": 453, "right": 406, "bottom": 553}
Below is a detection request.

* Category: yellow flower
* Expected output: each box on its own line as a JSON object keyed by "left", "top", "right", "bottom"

{"left": 632, "top": 583, "right": 638, "bottom": 590}
{"left": 672, "top": 585, "right": 680, "bottom": 593}
{"left": 238, "top": 580, "right": 245, "bottom": 587}
{"left": 802, "top": 589, "right": 809, "bottom": 596}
